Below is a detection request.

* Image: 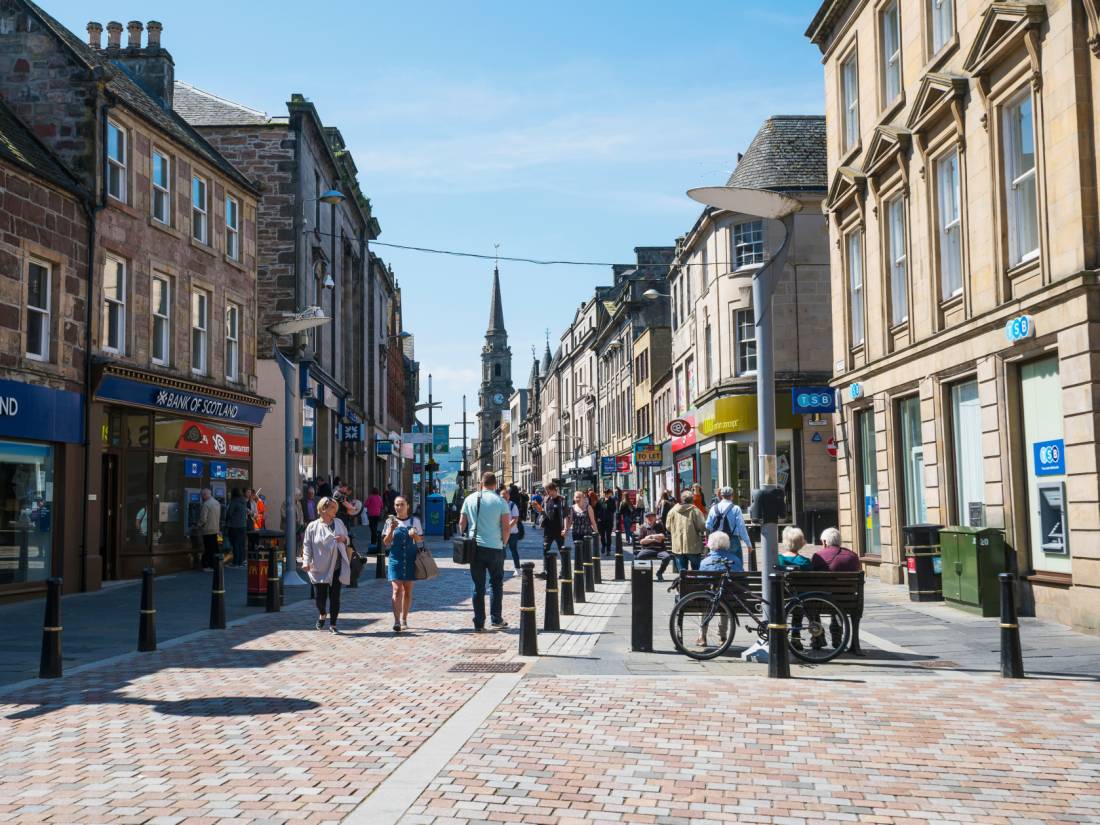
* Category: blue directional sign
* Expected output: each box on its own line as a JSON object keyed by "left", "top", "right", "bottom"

{"left": 1005, "top": 314, "right": 1036, "bottom": 344}
{"left": 1033, "top": 439, "right": 1065, "bottom": 476}
{"left": 792, "top": 386, "right": 836, "bottom": 415}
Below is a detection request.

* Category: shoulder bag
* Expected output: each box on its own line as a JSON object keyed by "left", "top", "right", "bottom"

{"left": 415, "top": 545, "right": 440, "bottom": 580}
{"left": 452, "top": 493, "right": 480, "bottom": 565}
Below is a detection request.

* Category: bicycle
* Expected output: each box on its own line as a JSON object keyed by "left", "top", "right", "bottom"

{"left": 668, "top": 562, "right": 851, "bottom": 663}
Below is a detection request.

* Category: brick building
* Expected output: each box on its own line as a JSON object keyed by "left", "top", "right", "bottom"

{"left": 0, "top": 3, "right": 269, "bottom": 588}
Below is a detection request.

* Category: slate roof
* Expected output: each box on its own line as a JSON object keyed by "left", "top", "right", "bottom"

{"left": 173, "top": 81, "right": 272, "bottom": 126}
{"left": 0, "top": 100, "right": 83, "bottom": 194}
{"left": 726, "top": 115, "right": 827, "bottom": 193}
{"left": 21, "top": 0, "right": 257, "bottom": 194}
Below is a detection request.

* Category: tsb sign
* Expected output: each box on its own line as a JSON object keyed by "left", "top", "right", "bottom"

{"left": 1005, "top": 314, "right": 1035, "bottom": 344}
{"left": 791, "top": 386, "right": 836, "bottom": 415}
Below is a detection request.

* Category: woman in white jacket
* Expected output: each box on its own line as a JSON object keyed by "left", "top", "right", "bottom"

{"left": 302, "top": 497, "right": 351, "bottom": 634}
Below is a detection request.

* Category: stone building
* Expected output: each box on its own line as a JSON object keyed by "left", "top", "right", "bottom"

{"left": 0, "top": 99, "right": 89, "bottom": 601}
{"left": 508, "top": 389, "right": 529, "bottom": 489}
{"left": 477, "top": 266, "right": 514, "bottom": 472}
{"left": 174, "top": 83, "right": 381, "bottom": 521}
{"left": 0, "top": 4, "right": 268, "bottom": 586}
{"left": 632, "top": 325, "right": 672, "bottom": 504}
{"left": 666, "top": 115, "right": 835, "bottom": 535}
{"left": 806, "top": 0, "right": 1100, "bottom": 632}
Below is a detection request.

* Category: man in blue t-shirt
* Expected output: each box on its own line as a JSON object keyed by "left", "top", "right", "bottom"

{"left": 460, "top": 471, "right": 513, "bottom": 631}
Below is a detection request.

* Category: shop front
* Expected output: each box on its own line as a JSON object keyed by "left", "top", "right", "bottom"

{"left": 0, "top": 378, "right": 84, "bottom": 601}
{"left": 92, "top": 367, "right": 271, "bottom": 580}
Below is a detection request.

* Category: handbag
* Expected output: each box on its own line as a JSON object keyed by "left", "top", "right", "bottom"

{"left": 452, "top": 493, "right": 481, "bottom": 565}
{"left": 349, "top": 552, "right": 366, "bottom": 580}
{"left": 415, "top": 547, "right": 439, "bottom": 580}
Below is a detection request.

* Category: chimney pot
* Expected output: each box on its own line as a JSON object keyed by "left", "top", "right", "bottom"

{"left": 86, "top": 21, "right": 103, "bottom": 49}
{"left": 146, "top": 21, "right": 162, "bottom": 48}
{"left": 127, "top": 20, "right": 143, "bottom": 49}
{"left": 105, "top": 21, "right": 123, "bottom": 49}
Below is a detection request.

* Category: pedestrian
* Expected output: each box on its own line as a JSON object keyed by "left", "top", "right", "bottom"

{"left": 366, "top": 487, "right": 384, "bottom": 545}
{"left": 568, "top": 490, "right": 598, "bottom": 549}
{"left": 618, "top": 493, "right": 636, "bottom": 543}
{"left": 537, "top": 482, "right": 568, "bottom": 579}
{"left": 700, "top": 530, "right": 744, "bottom": 572}
{"left": 705, "top": 486, "right": 754, "bottom": 563}
{"left": 459, "top": 471, "right": 512, "bottom": 632}
{"left": 301, "top": 496, "right": 351, "bottom": 634}
{"left": 304, "top": 485, "right": 318, "bottom": 522}
{"left": 595, "top": 488, "right": 616, "bottom": 556}
{"left": 382, "top": 495, "right": 422, "bottom": 632}
{"left": 280, "top": 489, "right": 305, "bottom": 540}
{"left": 225, "top": 488, "right": 249, "bottom": 567}
{"left": 666, "top": 489, "right": 706, "bottom": 572}
{"left": 778, "top": 526, "right": 812, "bottom": 569}
{"left": 636, "top": 511, "right": 673, "bottom": 581}
{"left": 244, "top": 488, "right": 258, "bottom": 530}
{"left": 198, "top": 488, "right": 221, "bottom": 570}
{"left": 252, "top": 490, "right": 266, "bottom": 530}
{"left": 383, "top": 483, "right": 398, "bottom": 515}
{"left": 587, "top": 488, "right": 598, "bottom": 510}
{"left": 811, "top": 527, "right": 861, "bottom": 571}
{"left": 341, "top": 487, "right": 363, "bottom": 525}
{"left": 657, "top": 489, "right": 674, "bottom": 527}
{"left": 691, "top": 483, "right": 706, "bottom": 514}
{"left": 530, "top": 488, "right": 544, "bottom": 527}
{"left": 502, "top": 487, "right": 522, "bottom": 573}
{"left": 317, "top": 477, "right": 333, "bottom": 499}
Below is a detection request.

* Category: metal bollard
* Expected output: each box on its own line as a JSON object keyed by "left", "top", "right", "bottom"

{"left": 591, "top": 535, "right": 603, "bottom": 584}
{"left": 999, "top": 573, "right": 1025, "bottom": 679}
{"left": 375, "top": 547, "right": 386, "bottom": 579}
{"left": 559, "top": 548, "right": 575, "bottom": 616}
{"left": 39, "top": 576, "right": 63, "bottom": 679}
{"left": 544, "top": 552, "right": 561, "bottom": 631}
{"left": 767, "top": 572, "right": 790, "bottom": 679}
{"left": 745, "top": 546, "right": 758, "bottom": 573}
{"left": 519, "top": 562, "right": 538, "bottom": 656}
{"left": 630, "top": 560, "right": 652, "bottom": 652}
{"left": 138, "top": 567, "right": 157, "bottom": 651}
{"left": 210, "top": 556, "right": 227, "bottom": 629}
{"left": 266, "top": 544, "right": 280, "bottom": 613}
{"left": 615, "top": 529, "right": 623, "bottom": 558}
{"left": 572, "top": 543, "right": 586, "bottom": 604}
{"left": 614, "top": 531, "right": 626, "bottom": 581}
{"left": 582, "top": 536, "right": 595, "bottom": 592}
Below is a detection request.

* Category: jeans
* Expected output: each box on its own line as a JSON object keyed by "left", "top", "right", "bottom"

{"left": 507, "top": 534, "right": 520, "bottom": 569}
{"left": 673, "top": 553, "right": 702, "bottom": 572}
{"left": 542, "top": 533, "right": 565, "bottom": 574}
{"left": 201, "top": 534, "right": 219, "bottom": 569}
{"left": 598, "top": 527, "right": 612, "bottom": 555}
{"left": 228, "top": 527, "right": 247, "bottom": 566}
{"left": 470, "top": 545, "right": 505, "bottom": 627}
{"left": 316, "top": 557, "right": 343, "bottom": 624}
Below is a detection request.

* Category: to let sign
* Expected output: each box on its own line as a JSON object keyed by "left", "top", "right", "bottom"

{"left": 792, "top": 386, "right": 836, "bottom": 415}
{"left": 1033, "top": 439, "right": 1065, "bottom": 476}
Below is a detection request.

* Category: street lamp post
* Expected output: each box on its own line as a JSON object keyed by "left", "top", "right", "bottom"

{"left": 687, "top": 186, "right": 801, "bottom": 619}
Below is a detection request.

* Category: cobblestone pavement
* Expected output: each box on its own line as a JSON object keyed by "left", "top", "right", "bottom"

{"left": 1, "top": 532, "right": 1098, "bottom": 824}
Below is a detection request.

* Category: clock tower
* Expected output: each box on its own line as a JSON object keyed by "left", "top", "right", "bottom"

{"left": 477, "top": 265, "right": 513, "bottom": 472}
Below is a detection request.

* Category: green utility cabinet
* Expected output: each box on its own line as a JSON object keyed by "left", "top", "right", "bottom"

{"left": 938, "top": 526, "right": 1007, "bottom": 617}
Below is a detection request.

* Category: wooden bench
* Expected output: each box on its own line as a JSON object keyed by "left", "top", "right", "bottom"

{"left": 674, "top": 570, "right": 865, "bottom": 654}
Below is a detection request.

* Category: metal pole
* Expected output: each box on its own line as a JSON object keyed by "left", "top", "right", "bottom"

{"left": 277, "top": 345, "right": 305, "bottom": 587}
{"left": 462, "top": 394, "right": 469, "bottom": 492}
{"left": 754, "top": 213, "right": 795, "bottom": 620}
{"left": 427, "top": 374, "right": 435, "bottom": 497}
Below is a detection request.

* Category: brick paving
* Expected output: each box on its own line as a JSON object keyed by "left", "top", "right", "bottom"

{"left": 1, "top": 533, "right": 1099, "bottom": 824}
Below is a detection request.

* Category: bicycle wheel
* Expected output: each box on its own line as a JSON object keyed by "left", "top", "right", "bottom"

{"left": 785, "top": 594, "right": 850, "bottom": 664}
{"left": 669, "top": 592, "right": 737, "bottom": 660}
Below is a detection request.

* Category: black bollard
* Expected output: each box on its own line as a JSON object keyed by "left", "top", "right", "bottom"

{"left": 767, "top": 572, "right": 791, "bottom": 679}
{"left": 583, "top": 536, "right": 595, "bottom": 592}
{"left": 39, "top": 576, "right": 63, "bottom": 679}
{"left": 614, "top": 531, "right": 626, "bottom": 581}
{"left": 630, "top": 560, "right": 652, "bottom": 652}
{"left": 138, "top": 567, "right": 157, "bottom": 651}
{"left": 266, "top": 543, "right": 280, "bottom": 613}
{"left": 999, "top": 573, "right": 1025, "bottom": 679}
{"left": 746, "top": 546, "right": 758, "bottom": 573}
{"left": 572, "top": 543, "right": 586, "bottom": 604}
{"left": 375, "top": 546, "right": 386, "bottom": 579}
{"left": 210, "top": 556, "right": 227, "bottom": 629}
{"left": 559, "top": 548, "right": 575, "bottom": 616}
{"left": 518, "top": 562, "right": 538, "bottom": 656}
{"left": 591, "top": 535, "right": 603, "bottom": 584}
{"left": 615, "top": 529, "right": 623, "bottom": 558}
{"left": 544, "top": 552, "right": 561, "bottom": 631}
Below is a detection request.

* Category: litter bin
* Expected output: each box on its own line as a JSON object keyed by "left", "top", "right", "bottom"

{"left": 246, "top": 529, "right": 286, "bottom": 607}
{"left": 425, "top": 493, "right": 446, "bottom": 537}
{"left": 902, "top": 523, "right": 943, "bottom": 602}
{"left": 939, "top": 526, "right": 1007, "bottom": 617}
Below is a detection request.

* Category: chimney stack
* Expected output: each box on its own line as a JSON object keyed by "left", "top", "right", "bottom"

{"left": 105, "top": 21, "right": 122, "bottom": 49}
{"left": 127, "top": 20, "right": 143, "bottom": 49}
{"left": 146, "top": 21, "right": 162, "bottom": 49}
{"left": 87, "top": 21, "right": 103, "bottom": 49}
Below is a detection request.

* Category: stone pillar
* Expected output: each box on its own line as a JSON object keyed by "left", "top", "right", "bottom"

{"left": 146, "top": 20, "right": 163, "bottom": 48}
{"left": 105, "top": 21, "right": 123, "bottom": 49}
{"left": 127, "top": 20, "right": 143, "bottom": 49}
{"left": 87, "top": 21, "right": 103, "bottom": 49}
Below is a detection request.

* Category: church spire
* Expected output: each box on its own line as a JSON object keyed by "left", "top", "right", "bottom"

{"left": 487, "top": 264, "right": 506, "bottom": 335}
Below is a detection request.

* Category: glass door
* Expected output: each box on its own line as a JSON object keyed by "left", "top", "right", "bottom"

{"left": 858, "top": 410, "right": 882, "bottom": 555}
{"left": 1019, "top": 358, "right": 1069, "bottom": 573}
{"left": 950, "top": 380, "right": 985, "bottom": 526}
{"left": 898, "top": 396, "right": 927, "bottom": 525}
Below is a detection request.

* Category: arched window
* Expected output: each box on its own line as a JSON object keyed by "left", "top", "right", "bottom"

{"left": 494, "top": 363, "right": 501, "bottom": 377}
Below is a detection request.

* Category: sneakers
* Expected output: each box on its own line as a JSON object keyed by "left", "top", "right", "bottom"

{"left": 393, "top": 622, "right": 402, "bottom": 632}
{"left": 491, "top": 619, "right": 509, "bottom": 630}
{"left": 329, "top": 626, "right": 341, "bottom": 635}
{"left": 315, "top": 617, "right": 326, "bottom": 631}
{"left": 473, "top": 626, "right": 486, "bottom": 633}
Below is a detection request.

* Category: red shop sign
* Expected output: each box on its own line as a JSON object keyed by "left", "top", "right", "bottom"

{"left": 616, "top": 454, "right": 632, "bottom": 473}
{"left": 174, "top": 420, "right": 251, "bottom": 459}
{"left": 670, "top": 415, "right": 697, "bottom": 451}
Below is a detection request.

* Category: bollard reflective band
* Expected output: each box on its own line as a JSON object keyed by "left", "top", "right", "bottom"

{"left": 212, "top": 590, "right": 225, "bottom": 595}
{"left": 767, "top": 623, "right": 788, "bottom": 630}
{"left": 43, "top": 626, "right": 62, "bottom": 631}
{"left": 1000, "top": 623, "right": 1019, "bottom": 629}
{"left": 139, "top": 609, "right": 157, "bottom": 614}
{"left": 520, "top": 606, "right": 536, "bottom": 612}
{"left": 547, "top": 587, "right": 558, "bottom": 594}
{"left": 559, "top": 578, "right": 571, "bottom": 583}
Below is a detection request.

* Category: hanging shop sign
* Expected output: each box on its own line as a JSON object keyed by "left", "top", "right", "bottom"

{"left": 669, "top": 415, "right": 697, "bottom": 451}
{"left": 0, "top": 378, "right": 83, "bottom": 444}
{"left": 600, "top": 456, "right": 617, "bottom": 475}
{"left": 616, "top": 454, "right": 632, "bottom": 474}
{"left": 635, "top": 446, "right": 663, "bottom": 467}
{"left": 792, "top": 386, "right": 836, "bottom": 415}
{"left": 433, "top": 425, "right": 450, "bottom": 454}
{"left": 339, "top": 423, "right": 363, "bottom": 442}
{"left": 667, "top": 418, "right": 692, "bottom": 438}
{"left": 96, "top": 373, "right": 269, "bottom": 425}
{"left": 376, "top": 440, "right": 394, "bottom": 455}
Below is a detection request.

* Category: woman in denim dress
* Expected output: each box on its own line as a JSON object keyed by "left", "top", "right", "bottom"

{"left": 382, "top": 496, "right": 423, "bottom": 633}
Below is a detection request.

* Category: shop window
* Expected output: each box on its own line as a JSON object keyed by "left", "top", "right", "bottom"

{"left": 191, "top": 289, "right": 209, "bottom": 375}
{"left": 898, "top": 396, "right": 927, "bottom": 525}
{"left": 858, "top": 409, "right": 882, "bottom": 555}
{"left": 950, "top": 379, "right": 985, "bottom": 526}
{"left": 1003, "top": 91, "right": 1039, "bottom": 267}
{"left": 103, "top": 255, "right": 127, "bottom": 354}
{"left": 107, "top": 120, "right": 127, "bottom": 202}
{"left": 1019, "top": 357, "right": 1068, "bottom": 573}
{"left": 726, "top": 442, "right": 752, "bottom": 511}
{"left": 886, "top": 195, "right": 908, "bottom": 324}
{"left": 152, "top": 275, "right": 170, "bottom": 366}
{"left": 152, "top": 150, "right": 171, "bottom": 225}
{"left": 26, "top": 258, "right": 50, "bottom": 361}
{"left": 0, "top": 441, "right": 54, "bottom": 585}
{"left": 936, "top": 149, "right": 963, "bottom": 298}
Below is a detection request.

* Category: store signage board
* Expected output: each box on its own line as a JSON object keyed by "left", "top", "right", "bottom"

{"left": 402, "top": 431, "right": 433, "bottom": 445}
{"left": 433, "top": 425, "right": 450, "bottom": 454}
{"left": 792, "top": 386, "right": 836, "bottom": 415}
{"left": 1005, "top": 314, "right": 1036, "bottom": 344}
{"left": 636, "top": 446, "right": 662, "bottom": 466}
{"left": 616, "top": 455, "right": 632, "bottom": 473}
{"left": 376, "top": 440, "right": 394, "bottom": 455}
{"left": 340, "top": 424, "right": 363, "bottom": 441}
{"left": 0, "top": 378, "right": 83, "bottom": 444}
{"left": 600, "top": 456, "right": 617, "bottom": 475}
{"left": 96, "top": 374, "right": 269, "bottom": 426}
{"left": 1033, "top": 439, "right": 1065, "bottom": 476}
{"left": 211, "top": 462, "right": 228, "bottom": 479}
{"left": 848, "top": 383, "right": 862, "bottom": 401}
{"left": 184, "top": 459, "right": 203, "bottom": 477}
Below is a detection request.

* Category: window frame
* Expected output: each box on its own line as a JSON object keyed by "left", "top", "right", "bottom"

{"left": 935, "top": 148, "right": 964, "bottom": 299}
{"left": 840, "top": 49, "right": 861, "bottom": 153}
{"left": 106, "top": 120, "right": 127, "bottom": 203}
{"left": 191, "top": 288, "right": 209, "bottom": 376}
{"left": 880, "top": 1, "right": 902, "bottom": 106}
{"left": 225, "top": 301, "right": 241, "bottom": 382}
{"left": 151, "top": 274, "right": 171, "bottom": 367}
{"left": 191, "top": 175, "right": 209, "bottom": 245}
{"left": 225, "top": 194, "right": 240, "bottom": 261}
{"left": 846, "top": 229, "right": 865, "bottom": 347}
{"left": 885, "top": 194, "right": 909, "bottom": 325}
{"left": 734, "top": 308, "right": 757, "bottom": 376}
{"left": 151, "top": 149, "right": 171, "bottom": 225}
{"left": 1002, "top": 89, "right": 1039, "bottom": 268}
{"left": 930, "top": 0, "right": 955, "bottom": 55}
{"left": 102, "top": 254, "right": 127, "bottom": 355}
{"left": 732, "top": 220, "right": 765, "bottom": 270}
{"left": 25, "top": 257, "right": 51, "bottom": 362}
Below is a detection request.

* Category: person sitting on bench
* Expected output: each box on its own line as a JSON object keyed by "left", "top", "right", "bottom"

{"left": 700, "top": 530, "right": 744, "bottom": 572}
{"left": 635, "top": 511, "right": 673, "bottom": 581}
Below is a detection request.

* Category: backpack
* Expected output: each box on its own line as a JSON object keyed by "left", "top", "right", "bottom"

{"left": 714, "top": 504, "right": 743, "bottom": 554}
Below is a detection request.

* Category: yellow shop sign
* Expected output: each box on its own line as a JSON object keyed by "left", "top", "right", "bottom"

{"left": 696, "top": 394, "right": 802, "bottom": 437}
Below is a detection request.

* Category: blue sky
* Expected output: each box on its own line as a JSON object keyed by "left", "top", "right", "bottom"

{"left": 51, "top": 0, "right": 826, "bottom": 433}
